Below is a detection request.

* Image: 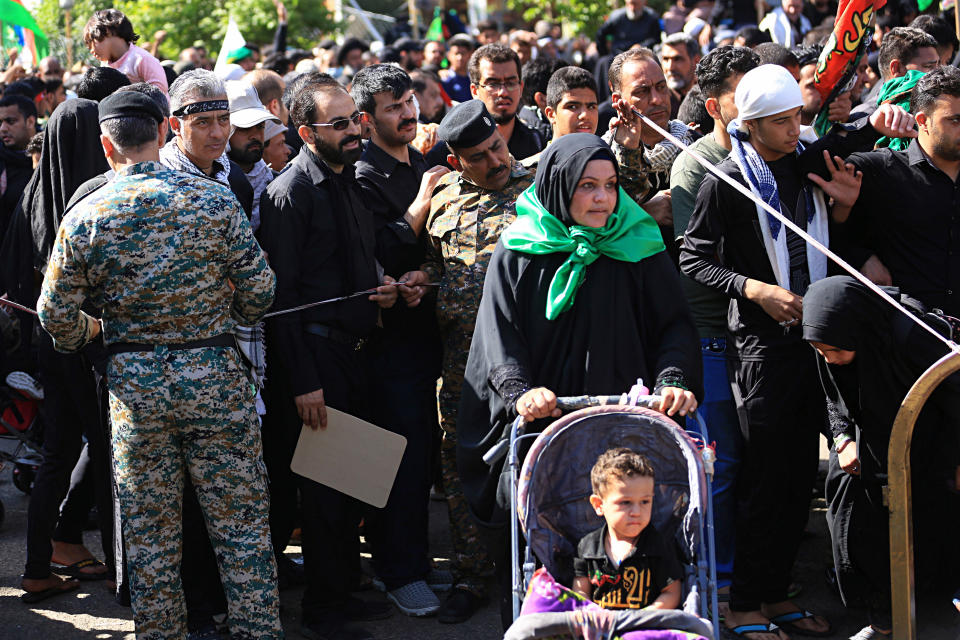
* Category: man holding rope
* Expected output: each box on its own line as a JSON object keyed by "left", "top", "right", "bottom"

{"left": 679, "top": 64, "right": 917, "bottom": 640}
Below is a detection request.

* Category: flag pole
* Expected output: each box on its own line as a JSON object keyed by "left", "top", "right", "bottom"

{"left": 954, "top": 2, "right": 959, "bottom": 49}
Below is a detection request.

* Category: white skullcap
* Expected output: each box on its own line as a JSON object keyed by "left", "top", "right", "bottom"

{"left": 733, "top": 64, "right": 803, "bottom": 131}
{"left": 683, "top": 17, "right": 707, "bottom": 38}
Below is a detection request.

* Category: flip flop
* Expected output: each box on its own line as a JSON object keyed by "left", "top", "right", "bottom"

{"left": 725, "top": 622, "right": 783, "bottom": 639}
{"left": 20, "top": 577, "right": 80, "bottom": 604}
{"left": 768, "top": 610, "right": 833, "bottom": 637}
{"left": 53, "top": 558, "right": 109, "bottom": 581}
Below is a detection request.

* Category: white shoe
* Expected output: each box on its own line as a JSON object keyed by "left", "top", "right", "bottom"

{"left": 849, "top": 625, "right": 892, "bottom": 640}
{"left": 6, "top": 371, "right": 43, "bottom": 400}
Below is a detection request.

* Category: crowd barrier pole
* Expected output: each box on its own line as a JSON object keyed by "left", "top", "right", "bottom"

{"left": 887, "top": 350, "right": 960, "bottom": 640}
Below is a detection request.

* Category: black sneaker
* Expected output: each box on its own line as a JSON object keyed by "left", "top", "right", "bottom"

{"left": 438, "top": 587, "right": 484, "bottom": 624}
{"left": 342, "top": 595, "right": 394, "bottom": 622}
{"left": 300, "top": 619, "right": 373, "bottom": 640}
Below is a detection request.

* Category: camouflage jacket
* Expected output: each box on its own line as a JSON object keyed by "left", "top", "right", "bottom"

{"left": 38, "top": 161, "right": 275, "bottom": 353}
{"left": 602, "top": 120, "right": 696, "bottom": 205}
{"left": 422, "top": 158, "right": 533, "bottom": 336}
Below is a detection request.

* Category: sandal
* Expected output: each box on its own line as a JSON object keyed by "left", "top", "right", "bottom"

{"left": 725, "top": 622, "right": 784, "bottom": 639}
{"left": 768, "top": 609, "right": 832, "bottom": 637}
{"left": 53, "top": 558, "right": 109, "bottom": 581}
{"left": 21, "top": 576, "right": 80, "bottom": 603}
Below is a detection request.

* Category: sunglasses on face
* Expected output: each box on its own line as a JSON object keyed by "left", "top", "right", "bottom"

{"left": 311, "top": 111, "right": 363, "bottom": 131}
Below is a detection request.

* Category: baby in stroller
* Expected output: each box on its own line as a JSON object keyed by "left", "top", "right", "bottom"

{"left": 573, "top": 448, "right": 682, "bottom": 611}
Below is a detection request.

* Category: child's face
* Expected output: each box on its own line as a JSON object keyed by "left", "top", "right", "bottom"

{"left": 590, "top": 475, "right": 654, "bottom": 540}
{"left": 88, "top": 36, "right": 126, "bottom": 63}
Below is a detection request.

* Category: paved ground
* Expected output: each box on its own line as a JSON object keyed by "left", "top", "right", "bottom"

{"left": 0, "top": 436, "right": 957, "bottom": 639}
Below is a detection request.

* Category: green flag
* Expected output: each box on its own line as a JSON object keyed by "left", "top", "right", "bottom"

{"left": 425, "top": 7, "right": 444, "bottom": 41}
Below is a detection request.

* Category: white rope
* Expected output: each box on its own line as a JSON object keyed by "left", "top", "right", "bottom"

{"left": 631, "top": 108, "right": 960, "bottom": 353}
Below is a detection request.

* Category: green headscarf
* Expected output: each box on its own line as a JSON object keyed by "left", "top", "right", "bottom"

{"left": 875, "top": 69, "right": 925, "bottom": 151}
{"left": 502, "top": 184, "right": 664, "bottom": 320}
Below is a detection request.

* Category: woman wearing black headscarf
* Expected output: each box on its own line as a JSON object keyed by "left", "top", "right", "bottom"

{"left": 0, "top": 99, "right": 115, "bottom": 601}
{"left": 457, "top": 134, "right": 701, "bottom": 622}
{"left": 802, "top": 275, "right": 960, "bottom": 640}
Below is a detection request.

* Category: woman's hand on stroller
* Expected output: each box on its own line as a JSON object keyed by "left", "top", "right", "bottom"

{"left": 516, "top": 387, "right": 563, "bottom": 422}
{"left": 657, "top": 387, "right": 697, "bottom": 418}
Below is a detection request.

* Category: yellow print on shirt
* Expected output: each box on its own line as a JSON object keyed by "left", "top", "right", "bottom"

{"left": 596, "top": 566, "right": 652, "bottom": 609}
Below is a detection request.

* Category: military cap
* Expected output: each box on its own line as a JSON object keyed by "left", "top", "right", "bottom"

{"left": 437, "top": 99, "right": 497, "bottom": 150}
{"left": 98, "top": 91, "right": 166, "bottom": 124}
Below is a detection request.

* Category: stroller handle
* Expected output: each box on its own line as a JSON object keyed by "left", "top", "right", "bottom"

{"left": 555, "top": 394, "right": 661, "bottom": 411}
{"left": 482, "top": 394, "right": 663, "bottom": 466}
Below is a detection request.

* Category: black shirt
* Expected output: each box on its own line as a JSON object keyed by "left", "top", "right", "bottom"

{"left": 842, "top": 141, "right": 960, "bottom": 317}
{"left": 680, "top": 119, "right": 882, "bottom": 358}
{"left": 257, "top": 146, "right": 380, "bottom": 396}
{"left": 573, "top": 523, "right": 682, "bottom": 609}
{"left": 355, "top": 140, "right": 438, "bottom": 336}
{"left": 596, "top": 8, "right": 662, "bottom": 56}
{"left": 0, "top": 146, "right": 34, "bottom": 246}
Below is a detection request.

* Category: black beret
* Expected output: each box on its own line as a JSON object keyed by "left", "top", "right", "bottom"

{"left": 437, "top": 100, "right": 497, "bottom": 150}
{"left": 98, "top": 91, "right": 166, "bottom": 124}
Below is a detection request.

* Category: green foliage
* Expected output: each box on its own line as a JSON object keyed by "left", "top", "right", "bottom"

{"left": 33, "top": 0, "right": 338, "bottom": 63}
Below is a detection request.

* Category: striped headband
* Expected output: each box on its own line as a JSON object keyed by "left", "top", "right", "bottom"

{"left": 172, "top": 99, "right": 230, "bottom": 117}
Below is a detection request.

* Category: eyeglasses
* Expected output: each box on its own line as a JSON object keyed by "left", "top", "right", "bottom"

{"left": 480, "top": 80, "right": 520, "bottom": 92}
{"left": 311, "top": 112, "right": 363, "bottom": 131}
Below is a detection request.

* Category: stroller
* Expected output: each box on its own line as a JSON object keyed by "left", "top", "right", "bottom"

{"left": 486, "top": 385, "right": 720, "bottom": 640}
{"left": 0, "top": 376, "right": 45, "bottom": 527}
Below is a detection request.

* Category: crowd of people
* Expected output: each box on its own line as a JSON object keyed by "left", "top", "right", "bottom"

{"left": 0, "top": 0, "right": 958, "bottom": 639}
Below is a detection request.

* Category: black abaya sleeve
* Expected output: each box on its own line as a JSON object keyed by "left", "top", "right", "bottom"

{"left": 642, "top": 251, "right": 704, "bottom": 401}
{"left": 816, "top": 355, "right": 857, "bottom": 441}
{"left": 458, "top": 243, "right": 534, "bottom": 524}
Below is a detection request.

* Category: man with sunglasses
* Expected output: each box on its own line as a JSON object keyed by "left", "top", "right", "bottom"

{"left": 258, "top": 73, "right": 424, "bottom": 640}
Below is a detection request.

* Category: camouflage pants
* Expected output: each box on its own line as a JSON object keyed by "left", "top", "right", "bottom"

{"left": 438, "top": 325, "right": 493, "bottom": 595}
{"left": 107, "top": 346, "right": 283, "bottom": 640}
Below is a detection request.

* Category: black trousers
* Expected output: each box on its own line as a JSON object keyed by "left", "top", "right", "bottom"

{"left": 365, "top": 332, "right": 441, "bottom": 591}
{"left": 25, "top": 335, "right": 113, "bottom": 580}
{"left": 294, "top": 336, "right": 369, "bottom": 618}
{"left": 728, "top": 345, "right": 824, "bottom": 611}
{"left": 52, "top": 442, "right": 95, "bottom": 544}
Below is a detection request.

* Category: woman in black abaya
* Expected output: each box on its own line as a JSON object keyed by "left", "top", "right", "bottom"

{"left": 457, "top": 135, "right": 701, "bottom": 623}
{"left": 802, "top": 275, "right": 960, "bottom": 640}
{"left": 0, "top": 99, "right": 115, "bottom": 601}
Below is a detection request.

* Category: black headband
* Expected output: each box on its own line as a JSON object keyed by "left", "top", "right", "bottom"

{"left": 172, "top": 99, "right": 230, "bottom": 117}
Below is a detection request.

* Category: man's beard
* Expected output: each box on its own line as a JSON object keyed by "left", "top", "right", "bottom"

{"left": 315, "top": 133, "right": 362, "bottom": 166}
{"left": 228, "top": 142, "right": 263, "bottom": 166}
{"left": 666, "top": 75, "right": 688, "bottom": 92}
{"left": 932, "top": 134, "right": 960, "bottom": 162}
{"left": 491, "top": 109, "right": 516, "bottom": 125}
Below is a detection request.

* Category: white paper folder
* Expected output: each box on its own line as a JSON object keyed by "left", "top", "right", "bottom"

{"left": 290, "top": 407, "right": 407, "bottom": 508}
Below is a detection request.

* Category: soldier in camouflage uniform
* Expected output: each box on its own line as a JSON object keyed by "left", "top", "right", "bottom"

{"left": 36, "top": 92, "right": 282, "bottom": 640}
{"left": 420, "top": 100, "right": 533, "bottom": 623}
